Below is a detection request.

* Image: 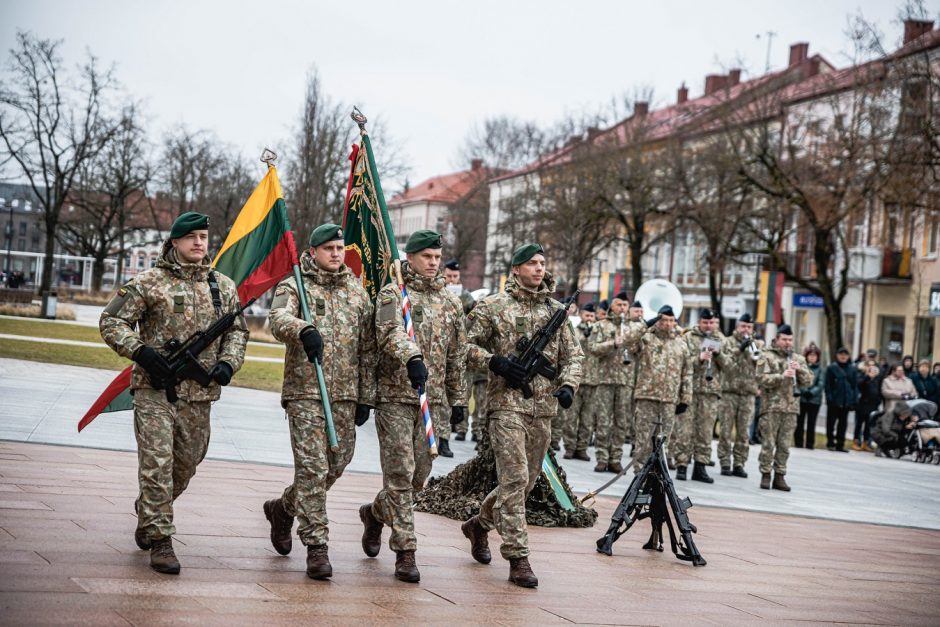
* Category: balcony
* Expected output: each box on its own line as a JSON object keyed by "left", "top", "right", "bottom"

{"left": 881, "top": 247, "right": 913, "bottom": 279}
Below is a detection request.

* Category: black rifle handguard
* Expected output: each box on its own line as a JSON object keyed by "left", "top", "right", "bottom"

{"left": 509, "top": 290, "right": 579, "bottom": 400}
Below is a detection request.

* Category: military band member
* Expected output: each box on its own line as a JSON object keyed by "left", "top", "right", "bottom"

{"left": 622, "top": 305, "right": 693, "bottom": 472}
{"left": 623, "top": 299, "right": 645, "bottom": 449}
{"left": 100, "top": 212, "right": 248, "bottom": 574}
{"left": 563, "top": 302, "right": 597, "bottom": 461}
{"left": 756, "top": 324, "right": 812, "bottom": 491}
{"left": 718, "top": 313, "right": 761, "bottom": 477}
{"left": 460, "top": 243, "right": 582, "bottom": 588}
{"left": 359, "top": 230, "right": 468, "bottom": 583}
{"left": 262, "top": 223, "right": 377, "bottom": 579}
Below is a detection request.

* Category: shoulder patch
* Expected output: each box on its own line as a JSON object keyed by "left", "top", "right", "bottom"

{"left": 381, "top": 295, "right": 393, "bottom": 306}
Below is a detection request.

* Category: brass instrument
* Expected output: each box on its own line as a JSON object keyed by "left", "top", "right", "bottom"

{"left": 619, "top": 313, "right": 632, "bottom": 364}
{"left": 702, "top": 333, "right": 722, "bottom": 381}
{"left": 787, "top": 349, "right": 801, "bottom": 396}
{"left": 634, "top": 279, "right": 684, "bottom": 321}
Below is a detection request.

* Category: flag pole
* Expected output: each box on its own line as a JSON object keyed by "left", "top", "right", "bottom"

{"left": 262, "top": 152, "right": 338, "bottom": 452}
{"left": 352, "top": 109, "right": 437, "bottom": 458}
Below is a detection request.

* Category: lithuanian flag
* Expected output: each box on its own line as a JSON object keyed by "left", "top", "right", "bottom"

{"left": 78, "top": 166, "right": 297, "bottom": 432}
{"left": 757, "top": 270, "right": 785, "bottom": 325}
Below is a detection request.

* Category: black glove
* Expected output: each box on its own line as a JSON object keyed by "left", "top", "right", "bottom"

{"left": 133, "top": 346, "right": 174, "bottom": 387}
{"left": 406, "top": 357, "right": 428, "bottom": 389}
{"left": 553, "top": 385, "right": 574, "bottom": 409}
{"left": 675, "top": 402, "right": 688, "bottom": 415}
{"left": 489, "top": 355, "right": 526, "bottom": 386}
{"left": 355, "top": 404, "right": 373, "bottom": 427}
{"left": 450, "top": 406, "right": 466, "bottom": 426}
{"left": 645, "top": 315, "right": 661, "bottom": 328}
{"left": 209, "top": 361, "right": 233, "bottom": 386}
{"left": 300, "top": 327, "right": 323, "bottom": 363}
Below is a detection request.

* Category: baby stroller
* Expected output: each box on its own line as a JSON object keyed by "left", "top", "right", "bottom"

{"left": 873, "top": 399, "right": 939, "bottom": 462}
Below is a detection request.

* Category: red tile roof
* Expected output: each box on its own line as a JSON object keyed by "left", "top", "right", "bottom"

{"left": 389, "top": 166, "right": 504, "bottom": 206}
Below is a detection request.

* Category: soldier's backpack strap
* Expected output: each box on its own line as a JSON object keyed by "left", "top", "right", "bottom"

{"left": 207, "top": 270, "right": 223, "bottom": 316}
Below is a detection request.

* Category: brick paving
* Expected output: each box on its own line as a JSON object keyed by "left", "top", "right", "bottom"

{"left": 1, "top": 440, "right": 938, "bottom": 626}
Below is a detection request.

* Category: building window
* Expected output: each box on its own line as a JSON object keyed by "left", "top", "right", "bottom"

{"left": 137, "top": 255, "right": 145, "bottom": 271}
{"left": 149, "top": 255, "right": 157, "bottom": 268}
{"left": 18, "top": 222, "right": 26, "bottom": 236}
{"left": 17, "top": 238, "right": 25, "bottom": 250}
{"left": 879, "top": 315, "right": 905, "bottom": 360}
{"left": 915, "top": 317, "right": 934, "bottom": 362}
{"left": 927, "top": 214, "right": 939, "bottom": 256}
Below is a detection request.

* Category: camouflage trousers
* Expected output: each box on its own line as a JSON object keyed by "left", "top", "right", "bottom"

{"left": 758, "top": 411, "right": 796, "bottom": 475}
{"left": 562, "top": 385, "right": 594, "bottom": 453}
{"left": 431, "top": 401, "right": 451, "bottom": 441}
{"left": 632, "top": 399, "right": 676, "bottom": 472}
{"left": 591, "top": 384, "right": 630, "bottom": 464}
{"left": 470, "top": 380, "right": 488, "bottom": 438}
{"left": 719, "top": 393, "right": 755, "bottom": 468}
{"left": 623, "top": 384, "right": 635, "bottom": 442}
{"left": 674, "top": 393, "right": 719, "bottom": 466}
{"left": 372, "top": 402, "right": 442, "bottom": 552}
{"left": 280, "top": 399, "right": 356, "bottom": 546}
{"left": 133, "top": 388, "right": 211, "bottom": 540}
{"left": 479, "top": 409, "right": 551, "bottom": 559}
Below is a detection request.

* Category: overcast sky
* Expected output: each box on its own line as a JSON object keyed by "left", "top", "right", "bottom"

{"left": 1, "top": 0, "right": 919, "bottom": 189}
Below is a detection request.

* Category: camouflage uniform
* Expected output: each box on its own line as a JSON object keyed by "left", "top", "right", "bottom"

{"left": 622, "top": 322, "right": 693, "bottom": 471}
{"left": 470, "top": 368, "right": 489, "bottom": 439}
{"left": 466, "top": 273, "right": 582, "bottom": 559}
{"left": 757, "top": 347, "right": 813, "bottom": 475}
{"left": 718, "top": 332, "right": 761, "bottom": 469}
{"left": 370, "top": 262, "right": 467, "bottom": 552}
{"left": 586, "top": 315, "right": 630, "bottom": 465}
{"left": 562, "top": 321, "right": 595, "bottom": 453}
{"left": 675, "top": 328, "right": 723, "bottom": 466}
{"left": 268, "top": 252, "right": 377, "bottom": 546}
{"left": 100, "top": 242, "right": 247, "bottom": 541}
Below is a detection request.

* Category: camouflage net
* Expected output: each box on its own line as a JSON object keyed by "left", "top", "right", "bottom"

{"left": 414, "top": 433, "right": 597, "bottom": 528}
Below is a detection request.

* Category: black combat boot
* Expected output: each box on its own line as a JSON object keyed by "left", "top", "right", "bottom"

{"left": 359, "top": 503, "right": 383, "bottom": 557}
{"left": 134, "top": 497, "right": 151, "bottom": 550}
{"left": 720, "top": 466, "right": 732, "bottom": 476}
{"left": 732, "top": 466, "right": 748, "bottom": 478}
{"left": 306, "top": 544, "right": 332, "bottom": 579}
{"left": 461, "top": 515, "right": 492, "bottom": 564}
{"left": 454, "top": 432, "right": 466, "bottom": 441}
{"left": 675, "top": 465, "right": 687, "bottom": 481}
{"left": 760, "top": 472, "right": 771, "bottom": 489}
{"left": 150, "top": 536, "right": 180, "bottom": 574}
{"left": 691, "top": 462, "right": 714, "bottom": 484}
{"left": 263, "top": 498, "right": 294, "bottom": 555}
{"left": 563, "top": 449, "right": 574, "bottom": 459}
{"left": 508, "top": 556, "right": 538, "bottom": 588}
{"left": 550, "top": 441, "right": 560, "bottom": 451}
{"left": 395, "top": 550, "right": 420, "bottom": 583}
{"left": 438, "top": 438, "right": 454, "bottom": 458}
{"left": 772, "top": 472, "right": 791, "bottom": 492}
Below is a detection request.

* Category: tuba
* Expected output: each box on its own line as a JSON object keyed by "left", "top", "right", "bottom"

{"left": 634, "top": 279, "right": 684, "bottom": 322}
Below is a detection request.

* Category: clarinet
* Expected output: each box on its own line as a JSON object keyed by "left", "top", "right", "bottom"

{"left": 620, "top": 314, "right": 632, "bottom": 365}
{"left": 787, "top": 349, "right": 800, "bottom": 397}
{"left": 704, "top": 332, "right": 714, "bottom": 381}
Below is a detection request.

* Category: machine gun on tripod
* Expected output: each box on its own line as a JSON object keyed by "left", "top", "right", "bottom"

{"left": 595, "top": 420, "right": 706, "bottom": 566}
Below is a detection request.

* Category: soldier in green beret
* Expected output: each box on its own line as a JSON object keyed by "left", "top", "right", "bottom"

{"left": 359, "top": 229, "right": 468, "bottom": 583}
{"left": 100, "top": 212, "right": 248, "bottom": 574}
{"left": 459, "top": 243, "right": 582, "bottom": 588}
{"left": 261, "top": 222, "right": 377, "bottom": 580}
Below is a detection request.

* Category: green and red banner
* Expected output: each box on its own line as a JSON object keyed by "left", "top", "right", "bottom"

{"left": 757, "top": 270, "right": 785, "bottom": 325}
{"left": 342, "top": 134, "right": 400, "bottom": 301}
{"left": 78, "top": 166, "right": 297, "bottom": 432}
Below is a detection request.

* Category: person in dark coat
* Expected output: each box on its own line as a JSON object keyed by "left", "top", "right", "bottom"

{"left": 912, "top": 359, "right": 939, "bottom": 404}
{"left": 824, "top": 347, "right": 859, "bottom": 452}
{"left": 853, "top": 363, "right": 882, "bottom": 451}
{"left": 795, "top": 345, "right": 824, "bottom": 449}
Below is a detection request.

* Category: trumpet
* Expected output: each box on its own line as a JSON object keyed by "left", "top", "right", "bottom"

{"left": 786, "top": 349, "right": 801, "bottom": 397}
{"left": 739, "top": 334, "right": 761, "bottom": 362}
{"left": 619, "top": 314, "right": 632, "bottom": 364}
{"left": 702, "top": 334, "right": 722, "bottom": 381}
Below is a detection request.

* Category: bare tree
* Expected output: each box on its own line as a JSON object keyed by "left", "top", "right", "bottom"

{"left": 158, "top": 125, "right": 225, "bottom": 218}
{"left": 0, "top": 31, "right": 118, "bottom": 295}
{"left": 59, "top": 103, "right": 152, "bottom": 290}
{"left": 197, "top": 153, "right": 254, "bottom": 250}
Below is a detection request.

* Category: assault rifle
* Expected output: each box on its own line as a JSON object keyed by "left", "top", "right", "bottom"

{"left": 596, "top": 419, "right": 706, "bottom": 566}
{"left": 509, "top": 290, "right": 580, "bottom": 399}
{"left": 154, "top": 298, "right": 255, "bottom": 403}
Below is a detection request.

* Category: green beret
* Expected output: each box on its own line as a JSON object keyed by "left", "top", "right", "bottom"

{"left": 169, "top": 212, "right": 209, "bottom": 239}
{"left": 511, "top": 243, "right": 544, "bottom": 266}
{"left": 308, "top": 223, "right": 344, "bottom": 247}
{"left": 404, "top": 229, "right": 443, "bottom": 253}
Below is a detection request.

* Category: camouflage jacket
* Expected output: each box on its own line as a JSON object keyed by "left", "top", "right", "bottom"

{"left": 588, "top": 317, "right": 629, "bottom": 386}
{"left": 99, "top": 241, "right": 248, "bottom": 402}
{"left": 466, "top": 273, "right": 583, "bottom": 419}
{"left": 268, "top": 252, "right": 377, "bottom": 407}
{"left": 622, "top": 322, "right": 692, "bottom": 405}
{"left": 720, "top": 331, "right": 762, "bottom": 396}
{"left": 575, "top": 321, "right": 598, "bottom": 386}
{"left": 375, "top": 261, "right": 468, "bottom": 407}
{"left": 757, "top": 346, "right": 813, "bottom": 415}
{"left": 684, "top": 327, "right": 724, "bottom": 396}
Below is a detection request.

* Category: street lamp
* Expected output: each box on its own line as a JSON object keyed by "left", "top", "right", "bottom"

{"left": 594, "top": 255, "right": 607, "bottom": 302}
{"left": 3, "top": 199, "right": 11, "bottom": 285}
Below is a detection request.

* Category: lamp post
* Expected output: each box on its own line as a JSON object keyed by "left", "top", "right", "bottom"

{"left": 3, "top": 200, "right": 12, "bottom": 285}
{"left": 594, "top": 255, "right": 607, "bottom": 302}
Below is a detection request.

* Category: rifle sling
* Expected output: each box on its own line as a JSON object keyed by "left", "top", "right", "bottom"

{"left": 207, "top": 270, "right": 223, "bottom": 316}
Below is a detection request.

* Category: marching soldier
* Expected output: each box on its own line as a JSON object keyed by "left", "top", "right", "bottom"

{"left": 460, "top": 243, "right": 582, "bottom": 588}
{"left": 586, "top": 292, "right": 631, "bottom": 473}
{"left": 443, "top": 258, "right": 476, "bottom": 442}
{"left": 718, "top": 313, "right": 761, "bottom": 477}
{"left": 262, "top": 224, "right": 377, "bottom": 579}
{"left": 622, "top": 305, "right": 693, "bottom": 472}
{"left": 563, "top": 302, "right": 596, "bottom": 461}
{"left": 675, "top": 308, "right": 723, "bottom": 483}
{"left": 100, "top": 212, "right": 248, "bottom": 574}
{"left": 756, "top": 324, "right": 812, "bottom": 491}
{"left": 359, "top": 230, "right": 468, "bottom": 583}
{"left": 623, "top": 299, "right": 644, "bottom": 449}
